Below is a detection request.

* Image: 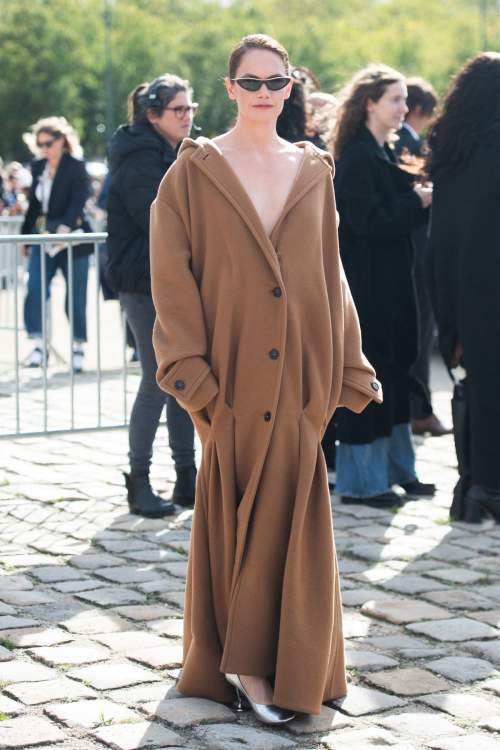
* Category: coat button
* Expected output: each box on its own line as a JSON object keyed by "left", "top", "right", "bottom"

{"left": 264, "top": 411, "right": 271, "bottom": 422}
{"left": 174, "top": 380, "right": 185, "bottom": 391}
{"left": 371, "top": 381, "right": 380, "bottom": 391}
{"left": 269, "top": 349, "right": 279, "bottom": 360}
{"left": 273, "top": 287, "right": 282, "bottom": 297}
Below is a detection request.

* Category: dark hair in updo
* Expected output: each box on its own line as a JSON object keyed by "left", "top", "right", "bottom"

{"left": 228, "top": 34, "right": 291, "bottom": 81}
{"left": 127, "top": 74, "right": 192, "bottom": 125}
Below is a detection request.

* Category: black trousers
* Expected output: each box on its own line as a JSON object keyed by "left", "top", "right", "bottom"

{"left": 411, "top": 226, "right": 435, "bottom": 420}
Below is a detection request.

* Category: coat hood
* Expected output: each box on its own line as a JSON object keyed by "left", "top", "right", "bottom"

{"left": 107, "top": 124, "right": 177, "bottom": 174}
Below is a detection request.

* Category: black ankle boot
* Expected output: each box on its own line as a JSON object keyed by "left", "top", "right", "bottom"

{"left": 172, "top": 465, "right": 197, "bottom": 508}
{"left": 463, "top": 485, "right": 500, "bottom": 524}
{"left": 124, "top": 472, "right": 176, "bottom": 518}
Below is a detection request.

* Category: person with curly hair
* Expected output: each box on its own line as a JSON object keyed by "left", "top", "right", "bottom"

{"left": 426, "top": 52, "right": 500, "bottom": 522}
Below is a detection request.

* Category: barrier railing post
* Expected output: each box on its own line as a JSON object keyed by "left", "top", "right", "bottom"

{"left": 95, "top": 241, "right": 102, "bottom": 428}
{"left": 68, "top": 242, "right": 75, "bottom": 430}
{"left": 41, "top": 244, "right": 48, "bottom": 432}
{"left": 13, "top": 241, "right": 20, "bottom": 434}
{"left": 123, "top": 309, "right": 128, "bottom": 425}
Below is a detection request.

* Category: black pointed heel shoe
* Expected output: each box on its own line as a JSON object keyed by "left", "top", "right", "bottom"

{"left": 463, "top": 485, "right": 500, "bottom": 524}
{"left": 225, "top": 674, "right": 295, "bottom": 725}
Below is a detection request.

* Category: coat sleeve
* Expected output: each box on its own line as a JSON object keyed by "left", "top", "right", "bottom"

{"left": 336, "top": 149, "right": 427, "bottom": 240}
{"left": 21, "top": 160, "right": 42, "bottom": 234}
{"left": 150, "top": 194, "right": 219, "bottom": 413}
{"left": 59, "top": 159, "right": 90, "bottom": 229}
{"left": 339, "top": 260, "right": 383, "bottom": 412}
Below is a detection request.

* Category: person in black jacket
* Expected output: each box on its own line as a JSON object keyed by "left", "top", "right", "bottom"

{"left": 106, "top": 74, "right": 198, "bottom": 517}
{"left": 426, "top": 52, "right": 500, "bottom": 522}
{"left": 21, "top": 117, "right": 92, "bottom": 372}
{"left": 332, "top": 64, "right": 435, "bottom": 507}
{"left": 394, "top": 78, "right": 451, "bottom": 438}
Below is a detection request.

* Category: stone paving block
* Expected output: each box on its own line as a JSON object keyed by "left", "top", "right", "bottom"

{"left": 463, "top": 640, "right": 500, "bottom": 666}
{"left": 146, "top": 618, "right": 183, "bottom": 637}
{"left": 423, "top": 589, "right": 495, "bottom": 610}
{"left": 478, "top": 716, "right": 500, "bottom": 732}
{"left": 0, "top": 603, "right": 16, "bottom": 616}
{"left": 44, "top": 698, "right": 138, "bottom": 728}
{"left": 111, "top": 605, "right": 180, "bottom": 621}
{"left": 138, "top": 580, "right": 185, "bottom": 594}
{"left": 127, "top": 644, "right": 183, "bottom": 669}
{"left": 425, "top": 544, "right": 476, "bottom": 562}
{"left": 29, "top": 644, "right": 111, "bottom": 666}
{"left": 0, "top": 660, "right": 55, "bottom": 683}
{"left": 196, "top": 723, "right": 297, "bottom": 749}
{"left": 345, "top": 650, "right": 399, "bottom": 671}
{"left": 158, "top": 592, "right": 185, "bottom": 609}
{"left": 122, "top": 549, "right": 186, "bottom": 563}
{"left": 480, "top": 678, "right": 500, "bottom": 696}
{"left": 407, "top": 617, "right": 500, "bottom": 641}
{"left": 342, "top": 611, "right": 375, "bottom": 638}
{"left": 93, "top": 720, "right": 186, "bottom": 750}
{"left": 416, "top": 692, "right": 500, "bottom": 719}
{"left": 375, "top": 712, "right": 465, "bottom": 738}
{"left": 29, "top": 566, "right": 88, "bottom": 583}
{"left": 91, "top": 631, "right": 167, "bottom": 652}
{"left": 96, "top": 566, "right": 163, "bottom": 585}
{"left": 99, "top": 540, "right": 161, "bottom": 554}
{"left": 341, "top": 589, "right": 398, "bottom": 607}
{"left": 159, "top": 562, "right": 188, "bottom": 578}
{"left": 363, "top": 635, "right": 424, "bottom": 650}
{"left": 0, "top": 645, "right": 13, "bottom": 661}
{"left": 0, "top": 575, "right": 34, "bottom": 592}
{"left": 0, "top": 616, "right": 39, "bottom": 631}
{"left": 426, "top": 734, "right": 500, "bottom": 749}
{"left": 68, "top": 663, "right": 161, "bottom": 690}
{"left": 366, "top": 667, "right": 450, "bottom": 696}
{"left": 0, "top": 553, "right": 60, "bottom": 567}
{"left": 330, "top": 685, "right": 407, "bottom": 715}
{"left": 475, "top": 585, "right": 500, "bottom": 602}
{"left": 69, "top": 553, "right": 127, "bottom": 569}
{"left": 0, "top": 715, "right": 67, "bottom": 747}
{"left": 76, "top": 587, "right": 146, "bottom": 606}
{"left": 337, "top": 559, "right": 367, "bottom": 574}
{"left": 467, "top": 557, "right": 500, "bottom": 573}
{"left": 469, "top": 610, "right": 500, "bottom": 628}
{"left": 424, "top": 568, "right": 485, "bottom": 584}
{"left": 6, "top": 676, "right": 97, "bottom": 705}
{"left": 143, "top": 696, "right": 236, "bottom": 726}
{"left": 0, "top": 694, "right": 25, "bottom": 716}
{"left": 398, "top": 648, "right": 451, "bottom": 659}
{"left": 425, "top": 655, "right": 499, "bottom": 683}
{"left": 379, "top": 576, "right": 450, "bottom": 595}
{"left": 107, "top": 683, "right": 177, "bottom": 705}
{"left": 60, "top": 611, "right": 134, "bottom": 634}
{"left": 287, "top": 705, "right": 353, "bottom": 734}
{"left": 349, "top": 544, "right": 422, "bottom": 563}
{"left": 24, "top": 603, "right": 87, "bottom": 622}
{"left": 321, "top": 727, "right": 414, "bottom": 749}
{"left": 361, "top": 599, "right": 452, "bottom": 625}
{"left": 0, "top": 591, "right": 57, "bottom": 606}
{"left": 0, "top": 627, "right": 73, "bottom": 648}
{"left": 51, "top": 579, "right": 110, "bottom": 593}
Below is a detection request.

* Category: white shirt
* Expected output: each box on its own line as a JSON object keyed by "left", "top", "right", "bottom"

{"left": 35, "top": 164, "right": 53, "bottom": 214}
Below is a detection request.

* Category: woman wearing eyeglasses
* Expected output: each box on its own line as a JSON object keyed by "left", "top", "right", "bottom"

{"left": 150, "top": 35, "right": 381, "bottom": 722}
{"left": 21, "top": 116, "right": 92, "bottom": 372}
{"left": 106, "top": 74, "right": 198, "bottom": 518}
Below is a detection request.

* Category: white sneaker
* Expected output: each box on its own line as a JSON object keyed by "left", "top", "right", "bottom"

{"left": 23, "top": 347, "right": 48, "bottom": 368}
{"left": 73, "top": 350, "right": 84, "bottom": 373}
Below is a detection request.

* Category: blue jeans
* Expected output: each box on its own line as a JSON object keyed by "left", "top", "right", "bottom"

{"left": 24, "top": 246, "right": 89, "bottom": 343}
{"left": 119, "top": 291, "right": 196, "bottom": 474}
{"left": 335, "top": 423, "right": 418, "bottom": 498}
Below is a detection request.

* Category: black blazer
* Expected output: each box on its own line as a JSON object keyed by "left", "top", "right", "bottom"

{"left": 22, "top": 152, "right": 93, "bottom": 258}
{"left": 335, "top": 124, "right": 429, "bottom": 443}
{"left": 394, "top": 123, "right": 424, "bottom": 157}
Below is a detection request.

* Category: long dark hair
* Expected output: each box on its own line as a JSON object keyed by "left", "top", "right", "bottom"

{"left": 426, "top": 52, "right": 500, "bottom": 180}
{"left": 276, "top": 78, "right": 308, "bottom": 141}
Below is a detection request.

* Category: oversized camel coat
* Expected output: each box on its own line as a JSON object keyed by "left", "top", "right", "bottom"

{"left": 150, "top": 136, "right": 382, "bottom": 715}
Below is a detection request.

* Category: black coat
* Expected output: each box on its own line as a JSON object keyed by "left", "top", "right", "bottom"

{"left": 395, "top": 123, "right": 424, "bottom": 157}
{"left": 427, "top": 125, "right": 500, "bottom": 487}
{"left": 335, "top": 125, "right": 428, "bottom": 444}
{"left": 105, "top": 123, "right": 177, "bottom": 295}
{"left": 22, "top": 152, "right": 93, "bottom": 258}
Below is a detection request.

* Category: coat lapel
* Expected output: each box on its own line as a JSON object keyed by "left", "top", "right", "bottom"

{"left": 49, "top": 152, "right": 69, "bottom": 214}
{"left": 184, "top": 137, "right": 332, "bottom": 279}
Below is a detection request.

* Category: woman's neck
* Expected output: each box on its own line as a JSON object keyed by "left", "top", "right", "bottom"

{"left": 47, "top": 151, "right": 63, "bottom": 171}
{"left": 365, "top": 118, "right": 391, "bottom": 147}
{"left": 225, "top": 116, "right": 282, "bottom": 152}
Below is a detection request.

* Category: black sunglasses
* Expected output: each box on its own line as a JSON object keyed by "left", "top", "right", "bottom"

{"left": 232, "top": 76, "right": 292, "bottom": 92}
{"left": 36, "top": 137, "right": 59, "bottom": 148}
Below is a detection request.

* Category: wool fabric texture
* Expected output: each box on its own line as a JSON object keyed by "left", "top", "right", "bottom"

{"left": 150, "top": 136, "right": 382, "bottom": 714}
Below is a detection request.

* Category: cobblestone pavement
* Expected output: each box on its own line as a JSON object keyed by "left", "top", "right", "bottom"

{"left": 1, "top": 365, "right": 500, "bottom": 749}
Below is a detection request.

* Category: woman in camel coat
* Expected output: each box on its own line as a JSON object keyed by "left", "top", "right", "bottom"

{"left": 150, "top": 35, "right": 382, "bottom": 718}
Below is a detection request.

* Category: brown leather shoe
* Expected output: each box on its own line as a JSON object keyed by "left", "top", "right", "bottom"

{"left": 411, "top": 414, "right": 453, "bottom": 437}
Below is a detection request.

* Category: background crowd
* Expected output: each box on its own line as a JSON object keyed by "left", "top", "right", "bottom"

{"left": 2, "top": 45, "right": 499, "bottom": 523}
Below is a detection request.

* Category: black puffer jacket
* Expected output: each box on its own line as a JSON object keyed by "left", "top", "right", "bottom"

{"left": 105, "top": 123, "right": 177, "bottom": 294}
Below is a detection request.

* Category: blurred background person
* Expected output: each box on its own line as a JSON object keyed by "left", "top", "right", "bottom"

{"left": 106, "top": 74, "right": 198, "bottom": 518}
{"left": 333, "top": 64, "right": 435, "bottom": 507}
{"left": 21, "top": 117, "right": 92, "bottom": 372}
{"left": 395, "top": 77, "right": 451, "bottom": 437}
{"left": 426, "top": 52, "right": 500, "bottom": 522}
{"left": 277, "top": 69, "right": 326, "bottom": 149}
{"left": 308, "top": 92, "right": 338, "bottom": 156}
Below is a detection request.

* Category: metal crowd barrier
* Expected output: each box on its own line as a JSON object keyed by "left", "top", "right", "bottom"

{"left": 0, "top": 217, "right": 25, "bottom": 328}
{"left": 0, "top": 232, "right": 133, "bottom": 439}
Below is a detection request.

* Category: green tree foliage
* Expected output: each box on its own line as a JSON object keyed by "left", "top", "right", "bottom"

{"left": 1, "top": 0, "right": 498, "bottom": 160}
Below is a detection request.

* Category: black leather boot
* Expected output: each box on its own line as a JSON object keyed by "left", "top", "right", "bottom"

{"left": 172, "top": 465, "right": 197, "bottom": 508}
{"left": 463, "top": 485, "right": 500, "bottom": 524}
{"left": 124, "top": 472, "right": 176, "bottom": 518}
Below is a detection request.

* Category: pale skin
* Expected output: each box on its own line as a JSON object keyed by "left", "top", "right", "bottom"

{"left": 216, "top": 48, "right": 343, "bottom": 707}
{"left": 366, "top": 81, "right": 432, "bottom": 209}
{"left": 404, "top": 104, "right": 433, "bottom": 137}
{"left": 147, "top": 89, "right": 194, "bottom": 150}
